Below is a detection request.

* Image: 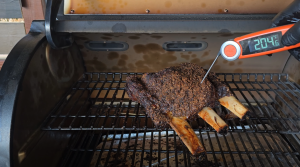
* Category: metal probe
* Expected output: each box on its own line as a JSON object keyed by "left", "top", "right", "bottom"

{"left": 200, "top": 51, "right": 221, "bottom": 84}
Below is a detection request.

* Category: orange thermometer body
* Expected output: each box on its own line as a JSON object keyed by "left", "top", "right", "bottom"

{"left": 220, "top": 24, "right": 300, "bottom": 61}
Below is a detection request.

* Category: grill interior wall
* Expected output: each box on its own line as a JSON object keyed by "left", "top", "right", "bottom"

{"left": 75, "top": 33, "right": 290, "bottom": 74}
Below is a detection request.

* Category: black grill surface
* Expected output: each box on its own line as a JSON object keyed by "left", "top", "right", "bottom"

{"left": 42, "top": 73, "right": 300, "bottom": 167}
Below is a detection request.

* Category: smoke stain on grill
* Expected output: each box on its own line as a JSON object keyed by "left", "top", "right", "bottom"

{"left": 85, "top": 59, "right": 107, "bottom": 71}
{"left": 214, "top": 65, "right": 221, "bottom": 70}
{"left": 190, "top": 58, "right": 201, "bottom": 64}
{"left": 234, "top": 68, "right": 243, "bottom": 73}
{"left": 181, "top": 54, "right": 190, "bottom": 60}
{"left": 202, "top": 51, "right": 210, "bottom": 57}
{"left": 118, "top": 59, "right": 126, "bottom": 66}
{"left": 108, "top": 52, "right": 119, "bottom": 60}
{"left": 133, "top": 43, "right": 177, "bottom": 71}
{"left": 151, "top": 35, "right": 163, "bottom": 39}
{"left": 129, "top": 36, "right": 140, "bottom": 40}
{"left": 229, "top": 62, "right": 235, "bottom": 66}
{"left": 190, "top": 58, "right": 215, "bottom": 67}
{"left": 101, "top": 36, "right": 112, "bottom": 40}
{"left": 121, "top": 54, "right": 128, "bottom": 60}
{"left": 165, "top": 1, "right": 172, "bottom": 8}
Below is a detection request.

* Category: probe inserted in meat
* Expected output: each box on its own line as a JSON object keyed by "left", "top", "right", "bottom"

{"left": 125, "top": 63, "right": 249, "bottom": 155}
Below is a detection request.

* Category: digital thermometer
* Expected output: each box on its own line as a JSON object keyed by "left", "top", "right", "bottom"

{"left": 201, "top": 24, "right": 300, "bottom": 83}
{"left": 221, "top": 24, "right": 300, "bottom": 61}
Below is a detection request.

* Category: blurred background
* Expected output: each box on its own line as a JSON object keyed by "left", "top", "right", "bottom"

{"left": 0, "top": 0, "right": 45, "bottom": 70}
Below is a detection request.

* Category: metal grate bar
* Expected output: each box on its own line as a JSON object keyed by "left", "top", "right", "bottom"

{"left": 41, "top": 73, "right": 300, "bottom": 167}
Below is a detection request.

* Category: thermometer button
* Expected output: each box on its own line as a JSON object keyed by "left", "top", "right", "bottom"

{"left": 220, "top": 41, "right": 241, "bottom": 61}
{"left": 224, "top": 45, "right": 237, "bottom": 57}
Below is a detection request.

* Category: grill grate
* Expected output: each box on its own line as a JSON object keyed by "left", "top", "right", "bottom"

{"left": 42, "top": 73, "right": 300, "bottom": 167}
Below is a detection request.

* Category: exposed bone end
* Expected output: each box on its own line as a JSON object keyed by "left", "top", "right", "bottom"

{"left": 198, "top": 107, "right": 228, "bottom": 135}
{"left": 168, "top": 116, "right": 206, "bottom": 155}
{"left": 219, "top": 96, "right": 250, "bottom": 120}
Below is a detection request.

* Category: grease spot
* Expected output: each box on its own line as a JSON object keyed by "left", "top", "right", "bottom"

{"left": 85, "top": 60, "right": 107, "bottom": 71}
{"left": 129, "top": 36, "right": 140, "bottom": 40}
{"left": 165, "top": 1, "right": 172, "bottom": 8}
{"left": 121, "top": 54, "right": 128, "bottom": 60}
{"left": 190, "top": 58, "right": 201, "bottom": 64}
{"left": 218, "top": 9, "right": 223, "bottom": 13}
{"left": 202, "top": 51, "right": 210, "bottom": 57}
{"left": 237, "top": 61, "right": 243, "bottom": 65}
{"left": 297, "top": 79, "right": 300, "bottom": 84}
{"left": 229, "top": 62, "right": 235, "bottom": 66}
{"left": 112, "top": 66, "right": 120, "bottom": 71}
{"left": 234, "top": 68, "right": 243, "bottom": 73}
{"left": 134, "top": 43, "right": 164, "bottom": 53}
{"left": 118, "top": 59, "right": 126, "bottom": 66}
{"left": 133, "top": 43, "right": 178, "bottom": 72}
{"left": 202, "top": 37, "right": 207, "bottom": 39}
{"left": 223, "top": 60, "right": 228, "bottom": 64}
{"left": 181, "top": 55, "right": 190, "bottom": 60}
{"left": 192, "top": 54, "right": 197, "bottom": 58}
{"left": 201, "top": 3, "right": 206, "bottom": 7}
{"left": 188, "top": 51, "right": 192, "bottom": 54}
{"left": 190, "top": 58, "right": 215, "bottom": 67}
{"left": 107, "top": 52, "right": 119, "bottom": 60}
{"left": 191, "top": 37, "right": 196, "bottom": 39}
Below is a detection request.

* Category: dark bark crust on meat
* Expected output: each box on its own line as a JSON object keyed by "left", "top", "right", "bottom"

{"left": 125, "top": 63, "right": 232, "bottom": 128}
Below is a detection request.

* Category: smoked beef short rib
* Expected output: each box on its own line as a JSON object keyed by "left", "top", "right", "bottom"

{"left": 125, "top": 63, "right": 232, "bottom": 128}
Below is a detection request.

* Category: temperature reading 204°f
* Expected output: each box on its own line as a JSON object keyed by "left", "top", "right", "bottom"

{"left": 250, "top": 35, "right": 280, "bottom": 52}
{"left": 239, "top": 31, "right": 284, "bottom": 56}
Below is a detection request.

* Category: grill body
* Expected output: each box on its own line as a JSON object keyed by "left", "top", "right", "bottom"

{"left": 1, "top": 5, "right": 300, "bottom": 167}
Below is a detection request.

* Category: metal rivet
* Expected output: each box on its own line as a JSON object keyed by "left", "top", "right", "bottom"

{"left": 145, "top": 9, "right": 150, "bottom": 14}
{"left": 224, "top": 9, "right": 229, "bottom": 13}
{"left": 70, "top": 10, "right": 75, "bottom": 14}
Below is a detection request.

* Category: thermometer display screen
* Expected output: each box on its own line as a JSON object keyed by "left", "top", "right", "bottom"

{"left": 239, "top": 31, "right": 284, "bottom": 55}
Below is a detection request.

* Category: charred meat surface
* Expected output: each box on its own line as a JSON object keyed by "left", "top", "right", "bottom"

{"left": 125, "top": 63, "right": 232, "bottom": 128}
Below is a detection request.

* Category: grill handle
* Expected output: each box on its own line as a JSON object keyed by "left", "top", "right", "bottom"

{"left": 45, "top": 0, "right": 73, "bottom": 49}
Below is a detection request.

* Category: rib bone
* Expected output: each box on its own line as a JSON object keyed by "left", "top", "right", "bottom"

{"left": 167, "top": 113, "right": 206, "bottom": 156}
{"left": 219, "top": 96, "right": 249, "bottom": 120}
{"left": 198, "top": 107, "right": 228, "bottom": 135}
